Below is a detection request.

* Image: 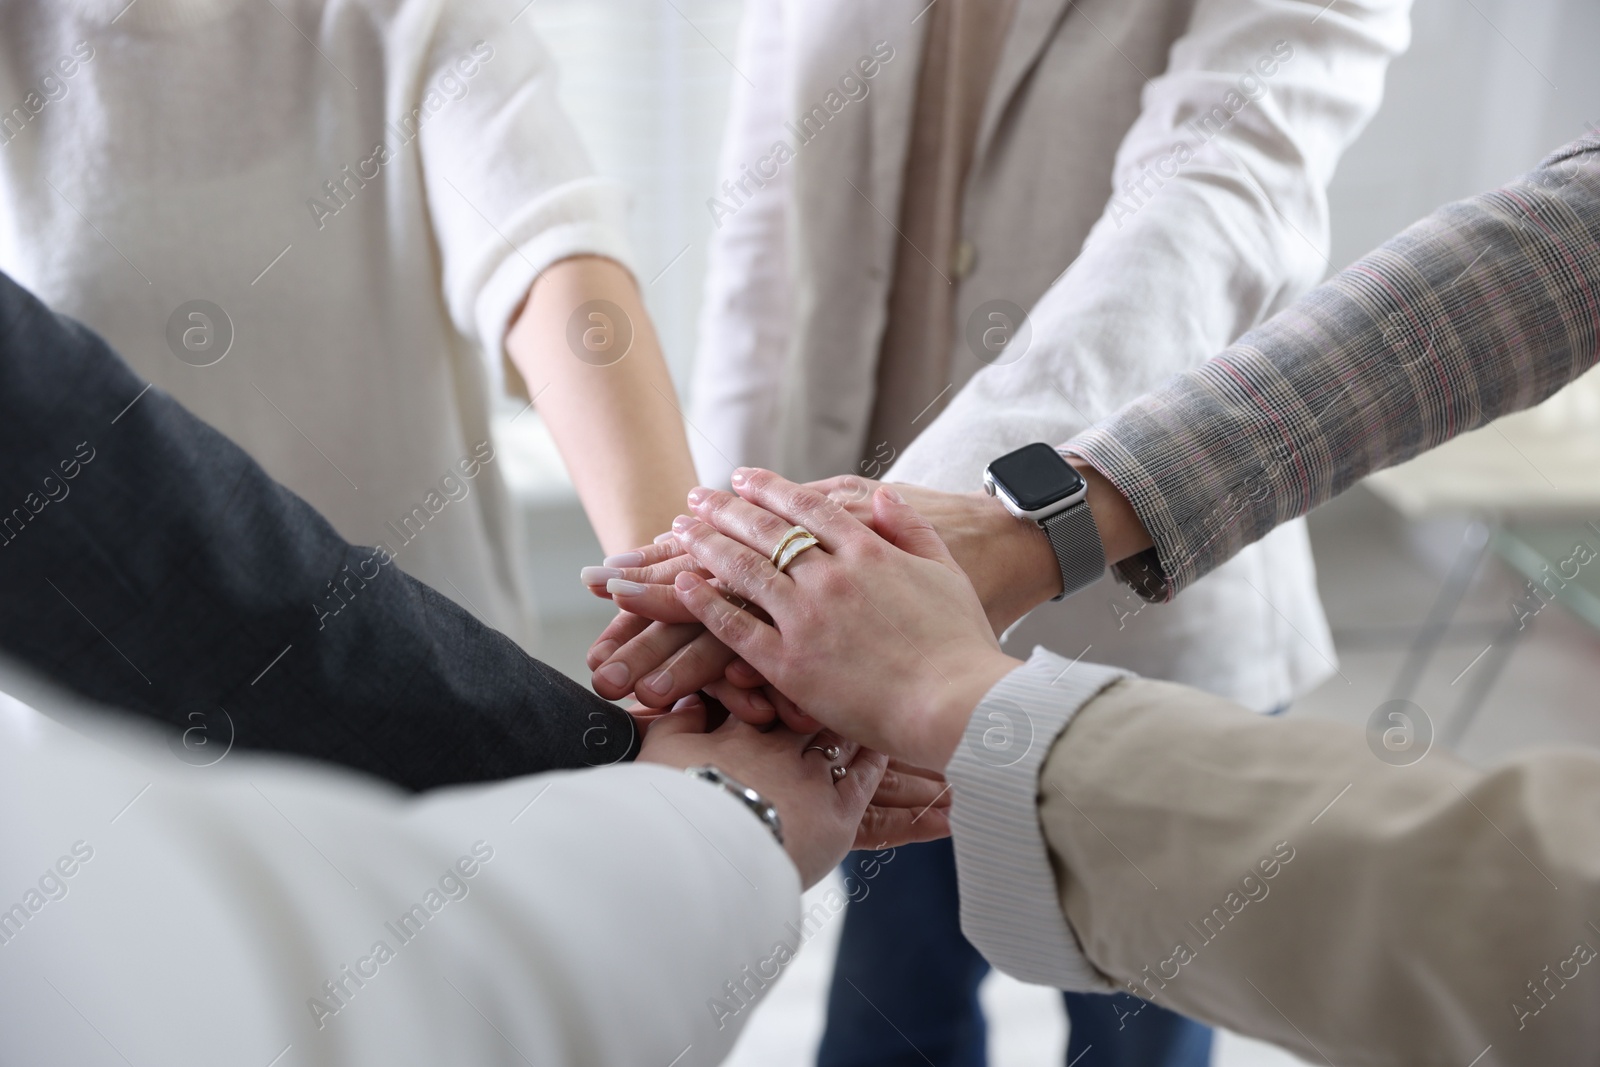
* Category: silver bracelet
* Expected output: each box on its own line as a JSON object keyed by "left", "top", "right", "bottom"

{"left": 684, "top": 765, "right": 784, "bottom": 846}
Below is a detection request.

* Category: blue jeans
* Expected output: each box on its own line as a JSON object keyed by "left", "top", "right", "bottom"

{"left": 818, "top": 839, "right": 1212, "bottom": 1067}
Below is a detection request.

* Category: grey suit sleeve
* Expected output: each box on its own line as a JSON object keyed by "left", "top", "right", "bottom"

{"left": 0, "top": 270, "right": 638, "bottom": 790}
{"left": 1069, "top": 136, "right": 1600, "bottom": 600}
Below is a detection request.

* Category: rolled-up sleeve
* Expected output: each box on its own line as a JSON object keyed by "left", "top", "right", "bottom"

{"left": 1069, "top": 136, "right": 1600, "bottom": 600}
{"left": 417, "top": 8, "right": 637, "bottom": 395}
{"left": 890, "top": 0, "right": 1412, "bottom": 495}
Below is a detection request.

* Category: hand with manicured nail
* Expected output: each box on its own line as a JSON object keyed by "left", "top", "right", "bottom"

{"left": 581, "top": 468, "right": 1065, "bottom": 721}
{"left": 579, "top": 538, "right": 703, "bottom": 609}
{"left": 668, "top": 469, "right": 1022, "bottom": 770}
{"left": 583, "top": 535, "right": 797, "bottom": 725}
{"left": 804, "top": 475, "right": 1065, "bottom": 634}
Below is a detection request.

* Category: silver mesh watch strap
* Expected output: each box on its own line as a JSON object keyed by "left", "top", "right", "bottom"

{"left": 1041, "top": 500, "right": 1106, "bottom": 601}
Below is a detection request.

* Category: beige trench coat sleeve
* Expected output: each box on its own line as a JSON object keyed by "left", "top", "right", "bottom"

{"left": 1040, "top": 677, "right": 1600, "bottom": 1067}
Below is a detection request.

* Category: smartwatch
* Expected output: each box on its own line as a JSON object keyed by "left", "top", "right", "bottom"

{"left": 983, "top": 442, "right": 1106, "bottom": 601}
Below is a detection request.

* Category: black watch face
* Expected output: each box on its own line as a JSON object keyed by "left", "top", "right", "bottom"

{"left": 990, "top": 442, "right": 1085, "bottom": 512}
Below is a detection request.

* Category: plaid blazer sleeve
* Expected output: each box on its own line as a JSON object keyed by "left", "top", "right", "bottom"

{"left": 1067, "top": 136, "right": 1600, "bottom": 601}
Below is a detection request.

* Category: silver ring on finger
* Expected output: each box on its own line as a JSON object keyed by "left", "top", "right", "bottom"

{"left": 831, "top": 764, "right": 848, "bottom": 782}
{"left": 803, "top": 743, "right": 842, "bottom": 762}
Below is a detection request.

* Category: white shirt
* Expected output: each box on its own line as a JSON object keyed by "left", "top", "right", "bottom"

{"left": 0, "top": 0, "right": 635, "bottom": 648}
{"left": 0, "top": 691, "right": 800, "bottom": 1066}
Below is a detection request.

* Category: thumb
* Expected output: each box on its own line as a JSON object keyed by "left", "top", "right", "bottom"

{"left": 872, "top": 486, "right": 956, "bottom": 566}
{"left": 641, "top": 694, "right": 709, "bottom": 738}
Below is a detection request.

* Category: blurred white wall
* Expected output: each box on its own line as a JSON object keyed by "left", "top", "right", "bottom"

{"left": 1326, "top": 0, "right": 1599, "bottom": 267}
{"left": 524, "top": 0, "right": 744, "bottom": 387}
{"left": 1325, "top": 0, "right": 1600, "bottom": 463}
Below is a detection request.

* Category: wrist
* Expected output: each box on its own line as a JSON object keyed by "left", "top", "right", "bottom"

{"left": 919, "top": 649, "right": 1025, "bottom": 769}
{"left": 974, "top": 493, "right": 1061, "bottom": 633}
{"left": 1065, "top": 456, "right": 1152, "bottom": 565}
{"left": 682, "top": 765, "right": 784, "bottom": 847}
{"left": 976, "top": 448, "right": 1151, "bottom": 631}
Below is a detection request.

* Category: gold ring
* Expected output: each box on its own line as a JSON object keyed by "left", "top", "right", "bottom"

{"left": 774, "top": 532, "right": 820, "bottom": 574}
{"left": 770, "top": 525, "right": 814, "bottom": 565}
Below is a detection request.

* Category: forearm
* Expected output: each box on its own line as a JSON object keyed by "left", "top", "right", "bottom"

{"left": 1039, "top": 678, "right": 1600, "bottom": 1065}
{"left": 887, "top": 0, "right": 1408, "bottom": 502}
{"left": 1069, "top": 136, "right": 1600, "bottom": 600}
{"left": 0, "top": 270, "right": 636, "bottom": 790}
{"left": 410, "top": 764, "right": 802, "bottom": 1064}
{"left": 508, "top": 255, "right": 698, "bottom": 552}
{"left": 5, "top": 714, "right": 796, "bottom": 1066}
{"left": 904, "top": 463, "right": 1150, "bottom": 635}
{"left": 887, "top": 0, "right": 1408, "bottom": 614}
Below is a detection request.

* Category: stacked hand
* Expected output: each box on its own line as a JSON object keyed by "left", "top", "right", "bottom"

{"left": 601, "top": 469, "right": 1024, "bottom": 794}
{"left": 581, "top": 475, "right": 1055, "bottom": 726}
{"left": 636, "top": 698, "right": 952, "bottom": 887}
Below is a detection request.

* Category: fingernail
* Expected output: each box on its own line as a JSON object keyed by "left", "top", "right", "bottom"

{"left": 606, "top": 578, "right": 648, "bottom": 597}
{"left": 671, "top": 514, "right": 696, "bottom": 534}
{"left": 879, "top": 485, "right": 905, "bottom": 504}
{"left": 654, "top": 531, "right": 678, "bottom": 544}
{"left": 672, "top": 695, "right": 702, "bottom": 712}
{"left": 581, "top": 566, "right": 623, "bottom": 585}
{"left": 731, "top": 468, "right": 750, "bottom": 487}
{"left": 640, "top": 669, "right": 673, "bottom": 695}
{"left": 674, "top": 571, "right": 698, "bottom": 591}
{"left": 748, "top": 691, "right": 775, "bottom": 713}
{"left": 687, "top": 486, "right": 711, "bottom": 507}
{"left": 595, "top": 661, "right": 630, "bottom": 689}
{"left": 602, "top": 551, "right": 645, "bottom": 567}
{"left": 590, "top": 640, "right": 618, "bottom": 662}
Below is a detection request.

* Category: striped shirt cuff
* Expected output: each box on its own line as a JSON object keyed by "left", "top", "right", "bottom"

{"left": 945, "top": 648, "right": 1129, "bottom": 990}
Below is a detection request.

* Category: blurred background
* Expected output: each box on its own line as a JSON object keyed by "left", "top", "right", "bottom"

{"left": 505, "top": 0, "right": 1600, "bottom": 1063}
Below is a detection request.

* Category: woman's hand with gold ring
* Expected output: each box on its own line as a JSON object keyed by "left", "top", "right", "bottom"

{"left": 769, "top": 525, "right": 813, "bottom": 565}
{"left": 774, "top": 531, "right": 820, "bottom": 574}
{"left": 670, "top": 469, "right": 1020, "bottom": 770}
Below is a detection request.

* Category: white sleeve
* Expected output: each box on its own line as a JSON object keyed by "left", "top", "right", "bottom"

{"left": 686, "top": 0, "right": 794, "bottom": 487}
{"left": 0, "top": 699, "right": 798, "bottom": 1067}
{"left": 416, "top": 5, "right": 638, "bottom": 395}
{"left": 889, "top": 0, "right": 1412, "bottom": 490}
{"left": 943, "top": 650, "right": 1128, "bottom": 990}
